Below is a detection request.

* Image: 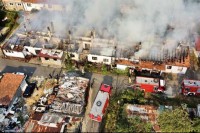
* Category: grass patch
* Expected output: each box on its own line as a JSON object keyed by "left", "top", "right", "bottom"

{"left": 111, "top": 68, "right": 129, "bottom": 76}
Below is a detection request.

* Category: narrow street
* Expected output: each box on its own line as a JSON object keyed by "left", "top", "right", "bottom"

{"left": 81, "top": 73, "right": 129, "bottom": 132}
{"left": 0, "top": 58, "right": 62, "bottom": 77}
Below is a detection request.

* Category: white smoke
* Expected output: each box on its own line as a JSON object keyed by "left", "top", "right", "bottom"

{"left": 19, "top": 0, "right": 200, "bottom": 58}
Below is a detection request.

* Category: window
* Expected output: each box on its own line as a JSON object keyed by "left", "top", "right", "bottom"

{"left": 92, "top": 57, "right": 97, "bottom": 60}
{"left": 70, "top": 54, "right": 75, "bottom": 57}
{"left": 145, "top": 80, "right": 147, "bottom": 82}
{"left": 53, "top": 58, "right": 57, "bottom": 61}
{"left": 18, "top": 3, "right": 21, "bottom": 6}
{"left": 45, "top": 57, "right": 49, "bottom": 60}
{"left": 167, "top": 66, "right": 172, "bottom": 69}
{"left": 27, "top": 3, "right": 31, "bottom": 7}
{"left": 185, "top": 88, "right": 190, "bottom": 92}
{"left": 84, "top": 44, "right": 90, "bottom": 49}
{"left": 10, "top": 3, "right": 13, "bottom": 5}
{"left": 154, "top": 86, "right": 158, "bottom": 91}
{"left": 103, "top": 58, "right": 109, "bottom": 62}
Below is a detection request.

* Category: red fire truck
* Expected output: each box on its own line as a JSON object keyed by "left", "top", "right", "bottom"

{"left": 89, "top": 84, "right": 112, "bottom": 122}
{"left": 135, "top": 76, "right": 165, "bottom": 93}
{"left": 181, "top": 79, "right": 200, "bottom": 96}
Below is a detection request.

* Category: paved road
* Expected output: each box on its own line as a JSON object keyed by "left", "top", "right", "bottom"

{"left": 82, "top": 73, "right": 129, "bottom": 132}
{"left": 0, "top": 58, "right": 129, "bottom": 132}
{"left": 0, "top": 58, "right": 62, "bottom": 77}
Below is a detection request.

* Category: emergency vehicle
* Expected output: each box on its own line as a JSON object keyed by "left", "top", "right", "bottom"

{"left": 89, "top": 84, "right": 112, "bottom": 122}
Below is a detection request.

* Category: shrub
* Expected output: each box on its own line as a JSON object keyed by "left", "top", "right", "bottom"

{"left": 112, "top": 68, "right": 129, "bottom": 75}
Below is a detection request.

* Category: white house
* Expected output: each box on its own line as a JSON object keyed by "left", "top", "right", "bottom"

{"left": 87, "top": 54, "right": 113, "bottom": 65}
{"left": 38, "top": 49, "right": 64, "bottom": 66}
{"left": 165, "top": 65, "right": 188, "bottom": 74}
{"left": 2, "top": 48, "right": 25, "bottom": 58}
{"left": 2, "top": 0, "right": 24, "bottom": 11}
{"left": 87, "top": 38, "right": 116, "bottom": 65}
{"left": 22, "top": 0, "right": 65, "bottom": 11}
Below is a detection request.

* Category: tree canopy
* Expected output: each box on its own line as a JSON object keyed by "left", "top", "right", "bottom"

{"left": 105, "top": 89, "right": 152, "bottom": 132}
{"left": 158, "top": 108, "right": 192, "bottom": 132}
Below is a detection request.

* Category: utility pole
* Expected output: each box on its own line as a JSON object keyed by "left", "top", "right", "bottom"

{"left": 115, "top": 72, "right": 119, "bottom": 95}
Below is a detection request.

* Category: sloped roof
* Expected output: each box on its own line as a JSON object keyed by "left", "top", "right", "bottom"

{"left": 24, "top": 119, "right": 63, "bottom": 132}
{"left": 24, "top": 113, "right": 64, "bottom": 132}
{"left": 0, "top": 73, "right": 25, "bottom": 106}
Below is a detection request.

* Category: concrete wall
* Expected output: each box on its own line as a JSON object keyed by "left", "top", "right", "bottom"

{"left": 24, "top": 46, "right": 42, "bottom": 56}
{"left": 41, "top": 57, "right": 62, "bottom": 66}
{"left": 87, "top": 54, "right": 112, "bottom": 65}
{"left": 3, "top": 50, "right": 25, "bottom": 58}
{"left": 20, "top": 77, "right": 28, "bottom": 92}
{"left": 23, "top": 2, "right": 44, "bottom": 11}
{"left": 165, "top": 65, "right": 187, "bottom": 74}
{"left": 23, "top": 2, "right": 64, "bottom": 11}
{"left": 117, "top": 64, "right": 128, "bottom": 70}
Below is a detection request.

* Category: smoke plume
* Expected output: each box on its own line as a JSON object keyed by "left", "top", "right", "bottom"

{"left": 20, "top": 0, "right": 200, "bottom": 59}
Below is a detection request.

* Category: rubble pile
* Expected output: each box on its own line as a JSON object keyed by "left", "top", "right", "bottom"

{"left": 51, "top": 75, "right": 89, "bottom": 115}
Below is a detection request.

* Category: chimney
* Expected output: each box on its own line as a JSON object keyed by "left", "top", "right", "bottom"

{"left": 51, "top": 21, "right": 54, "bottom": 33}
{"left": 179, "top": 51, "right": 182, "bottom": 63}
{"left": 182, "top": 49, "right": 186, "bottom": 63}
{"left": 68, "top": 30, "right": 72, "bottom": 43}
{"left": 186, "top": 46, "right": 189, "bottom": 58}
{"left": 91, "top": 30, "right": 95, "bottom": 38}
{"left": 24, "top": 24, "right": 27, "bottom": 33}
{"left": 47, "top": 26, "right": 51, "bottom": 37}
{"left": 114, "top": 45, "right": 117, "bottom": 56}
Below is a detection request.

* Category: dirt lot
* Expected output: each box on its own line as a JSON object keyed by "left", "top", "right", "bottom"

{"left": 25, "top": 79, "right": 57, "bottom": 107}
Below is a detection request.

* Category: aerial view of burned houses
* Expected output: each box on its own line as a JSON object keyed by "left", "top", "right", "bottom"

{"left": 1, "top": 0, "right": 200, "bottom": 132}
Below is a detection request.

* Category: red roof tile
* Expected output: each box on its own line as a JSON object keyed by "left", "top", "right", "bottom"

{"left": 116, "top": 56, "right": 190, "bottom": 70}
{"left": 0, "top": 73, "right": 25, "bottom": 106}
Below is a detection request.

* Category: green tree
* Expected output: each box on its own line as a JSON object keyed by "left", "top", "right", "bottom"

{"left": 158, "top": 108, "right": 192, "bottom": 132}
{"left": 101, "top": 64, "right": 108, "bottom": 75}
{"left": 192, "top": 118, "right": 200, "bottom": 132}
{"left": 105, "top": 89, "right": 150, "bottom": 132}
{"left": 121, "top": 89, "right": 146, "bottom": 103}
